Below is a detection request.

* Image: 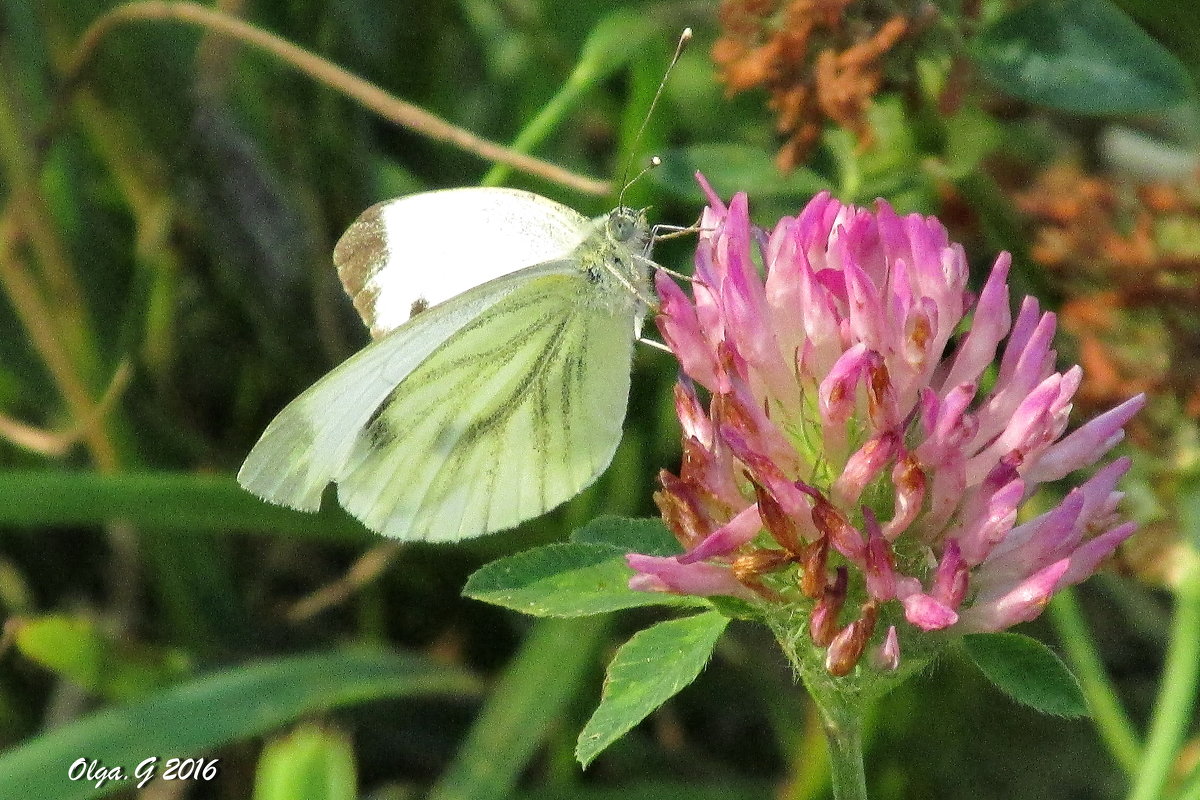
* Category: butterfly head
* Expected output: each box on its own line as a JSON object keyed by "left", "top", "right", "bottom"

{"left": 605, "top": 206, "right": 650, "bottom": 252}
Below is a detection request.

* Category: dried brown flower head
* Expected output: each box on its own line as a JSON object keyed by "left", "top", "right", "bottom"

{"left": 1013, "top": 161, "right": 1200, "bottom": 588}
{"left": 712, "top": 0, "right": 911, "bottom": 170}
{"left": 1014, "top": 162, "right": 1200, "bottom": 436}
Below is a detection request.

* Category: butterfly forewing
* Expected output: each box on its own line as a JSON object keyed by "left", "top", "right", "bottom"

{"left": 335, "top": 188, "right": 592, "bottom": 338}
{"left": 335, "top": 268, "right": 636, "bottom": 541}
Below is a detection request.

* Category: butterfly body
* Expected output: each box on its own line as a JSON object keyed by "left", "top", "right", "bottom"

{"left": 238, "top": 187, "right": 656, "bottom": 542}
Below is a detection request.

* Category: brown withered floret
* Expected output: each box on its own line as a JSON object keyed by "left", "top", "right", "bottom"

{"left": 713, "top": 0, "right": 911, "bottom": 169}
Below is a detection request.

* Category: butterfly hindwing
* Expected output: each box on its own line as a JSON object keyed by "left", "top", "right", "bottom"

{"left": 236, "top": 262, "right": 579, "bottom": 514}
{"left": 335, "top": 268, "right": 637, "bottom": 541}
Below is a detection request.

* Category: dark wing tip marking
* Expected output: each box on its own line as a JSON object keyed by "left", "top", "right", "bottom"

{"left": 334, "top": 203, "right": 388, "bottom": 331}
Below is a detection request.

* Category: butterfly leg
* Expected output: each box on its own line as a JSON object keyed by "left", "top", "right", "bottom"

{"left": 598, "top": 257, "right": 658, "bottom": 308}
{"left": 650, "top": 221, "right": 705, "bottom": 241}
{"left": 649, "top": 261, "right": 694, "bottom": 283}
{"left": 637, "top": 336, "right": 673, "bottom": 353}
{"left": 641, "top": 216, "right": 712, "bottom": 283}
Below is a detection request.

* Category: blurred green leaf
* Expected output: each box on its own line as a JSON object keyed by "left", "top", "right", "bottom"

{"left": 569, "top": 515, "right": 681, "bottom": 556}
{"left": 465, "top": 517, "right": 696, "bottom": 617}
{"left": 962, "top": 632, "right": 1089, "bottom": 717}
{"left": 654, "top": 144, "right": 830, "bottom": 202}
{"left": 0, "top": 471, "right": 370, "bottom": 541}
{"left": 0, "top": 648, "right": 479, "bottom": 800}
{"left": 428, "top": 618, "right": 608, "bottom": 800}
{"left": 463, "top": 542, "right": 703, "bottom": 617}
{"left": 1113, "top": 0, "right": 1200, "bottom": 79}
{"left": 825, "top": 97, "right": 936, "bottom": 212}
{"left": 973, "top": 0, "right": 1194, "bottom": 115}
{"left": 942, "top": 108, "right": 1004, "bottom": 182}
{"left": 573, "top": 8, "right": 660, "bottom": 87}
{"left": 13, "top": 614, "right": 191, "bottom": 701}
{"left": 482, "top": 8, "right": 657, "bottom": 188}
{"left": 576, "top": 611, "right": 728, "bottom": 767}
{"left": 253, "top": 724, "right": 357, "bottom": 800}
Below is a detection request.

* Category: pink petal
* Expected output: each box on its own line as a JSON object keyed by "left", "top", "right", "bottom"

{"left": 820, "top": 343, "right": 873, "bottom": 426}
{"left": 932, "top": 540, "right": 969, "bottom": 609}
{"left": 956, "top": 559, "right": 1070, "bottom": 633}
{"left": 903, "top": 593, "right": 959, "bottom": 631}
{"left": 872, "top": 625, "right": 901, "bottom": 671}
{"left": 655, "top": 272, "right": 719, "bottom": 390}
{"left": 945, "top": 253, "right": 1012, "bottom": 398}
{"left": 833, "top": 432, "right": 898, "bottom": 507}
{"left": 865, "top": 512, "right": 898, "bottom": 601}
{"left": 916, "top": 383, "right": 978, "bottom": 467}
{"left": 978, "top": 491, "right": 1086, "bottom": 589}
{"left": 955, "top": 472, "right": 1024, "bottom": 565}
{"left": 694, "top": 171, "right": 726, "bottom": 212}
{"left": 883, "top": 453, "right": 926, "bottom": 540}
{"left": 627, "top": 553, "right": 758, "bottom": 601}
{"left": 1057, "top": 522, "right": 1138, "bottom": 587}
{"left": 942, "top": 252, "right": 1013, "bottom": 390}
{"left": 1025, "top": 395, "right": 1146, "bottom": 482}
{"left": 678, "top": 504, "right": 762, "bottom": 563}
{"left": 844, "top": 258, "right": 886, "bottom": 355}
{"left": 974, "top": 310, "right": 1057, "bottom": 443}
{"left": 673, "top": 379, "right": 713, "bottom": 447}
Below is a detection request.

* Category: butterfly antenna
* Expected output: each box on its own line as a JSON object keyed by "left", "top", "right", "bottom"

{"left": 625, "top": 155, "right": 662, "bottom": 196}
{"left": 618, "top": 27, "right": 693, "bottom": 208}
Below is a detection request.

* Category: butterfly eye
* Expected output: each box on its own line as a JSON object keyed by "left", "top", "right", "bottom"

{"left": 607, "top": 211, "right": 636, "bottom": 242}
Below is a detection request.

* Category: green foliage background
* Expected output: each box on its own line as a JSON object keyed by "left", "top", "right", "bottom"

{"left": 0, "top": 0, "right": 1197, "bottom": 798}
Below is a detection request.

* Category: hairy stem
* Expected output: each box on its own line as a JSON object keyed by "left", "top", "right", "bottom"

{"left": 812, "top": 685, "right": 868, "bottom": 800}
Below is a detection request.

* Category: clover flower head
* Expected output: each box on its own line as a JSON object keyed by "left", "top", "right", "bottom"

{"left": 630, "top": 176, "right": 1144, "bottom": 676}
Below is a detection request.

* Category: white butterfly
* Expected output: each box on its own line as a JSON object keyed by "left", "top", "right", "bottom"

{"left": 237, "top": 187, "right": 657, "bottom": 541}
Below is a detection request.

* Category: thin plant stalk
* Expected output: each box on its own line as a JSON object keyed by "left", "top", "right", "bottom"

{"left": 0, "top": 185, "right": 116, "bottom": 471}
{"left": 54, "top": 1, "right": 610, "bottom": 196}
{"left": 811, "top": 686, "right": 868, "bottom": 800}
{"left": 479, "top": 10, "right": 649, "bottom": 190}
{"left": 1049, "top": 588, "right": 1142, "bottom": 775}
{"left": 1126, "top": 551, "right": 1200, "bottom": 800}
{"left": 0, "top": 55, "right": 140, "bottom": 658}
{"left": 0, "top": 77, "right": 96, "bottom": 375}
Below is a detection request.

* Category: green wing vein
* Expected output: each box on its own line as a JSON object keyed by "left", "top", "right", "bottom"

{"left": 336, "top": 272, "right": 634, "bottom": 541}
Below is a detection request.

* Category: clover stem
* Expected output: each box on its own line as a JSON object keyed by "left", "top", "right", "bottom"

{"left": 814, "top": 686, "right": 869, "bottom": 800}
